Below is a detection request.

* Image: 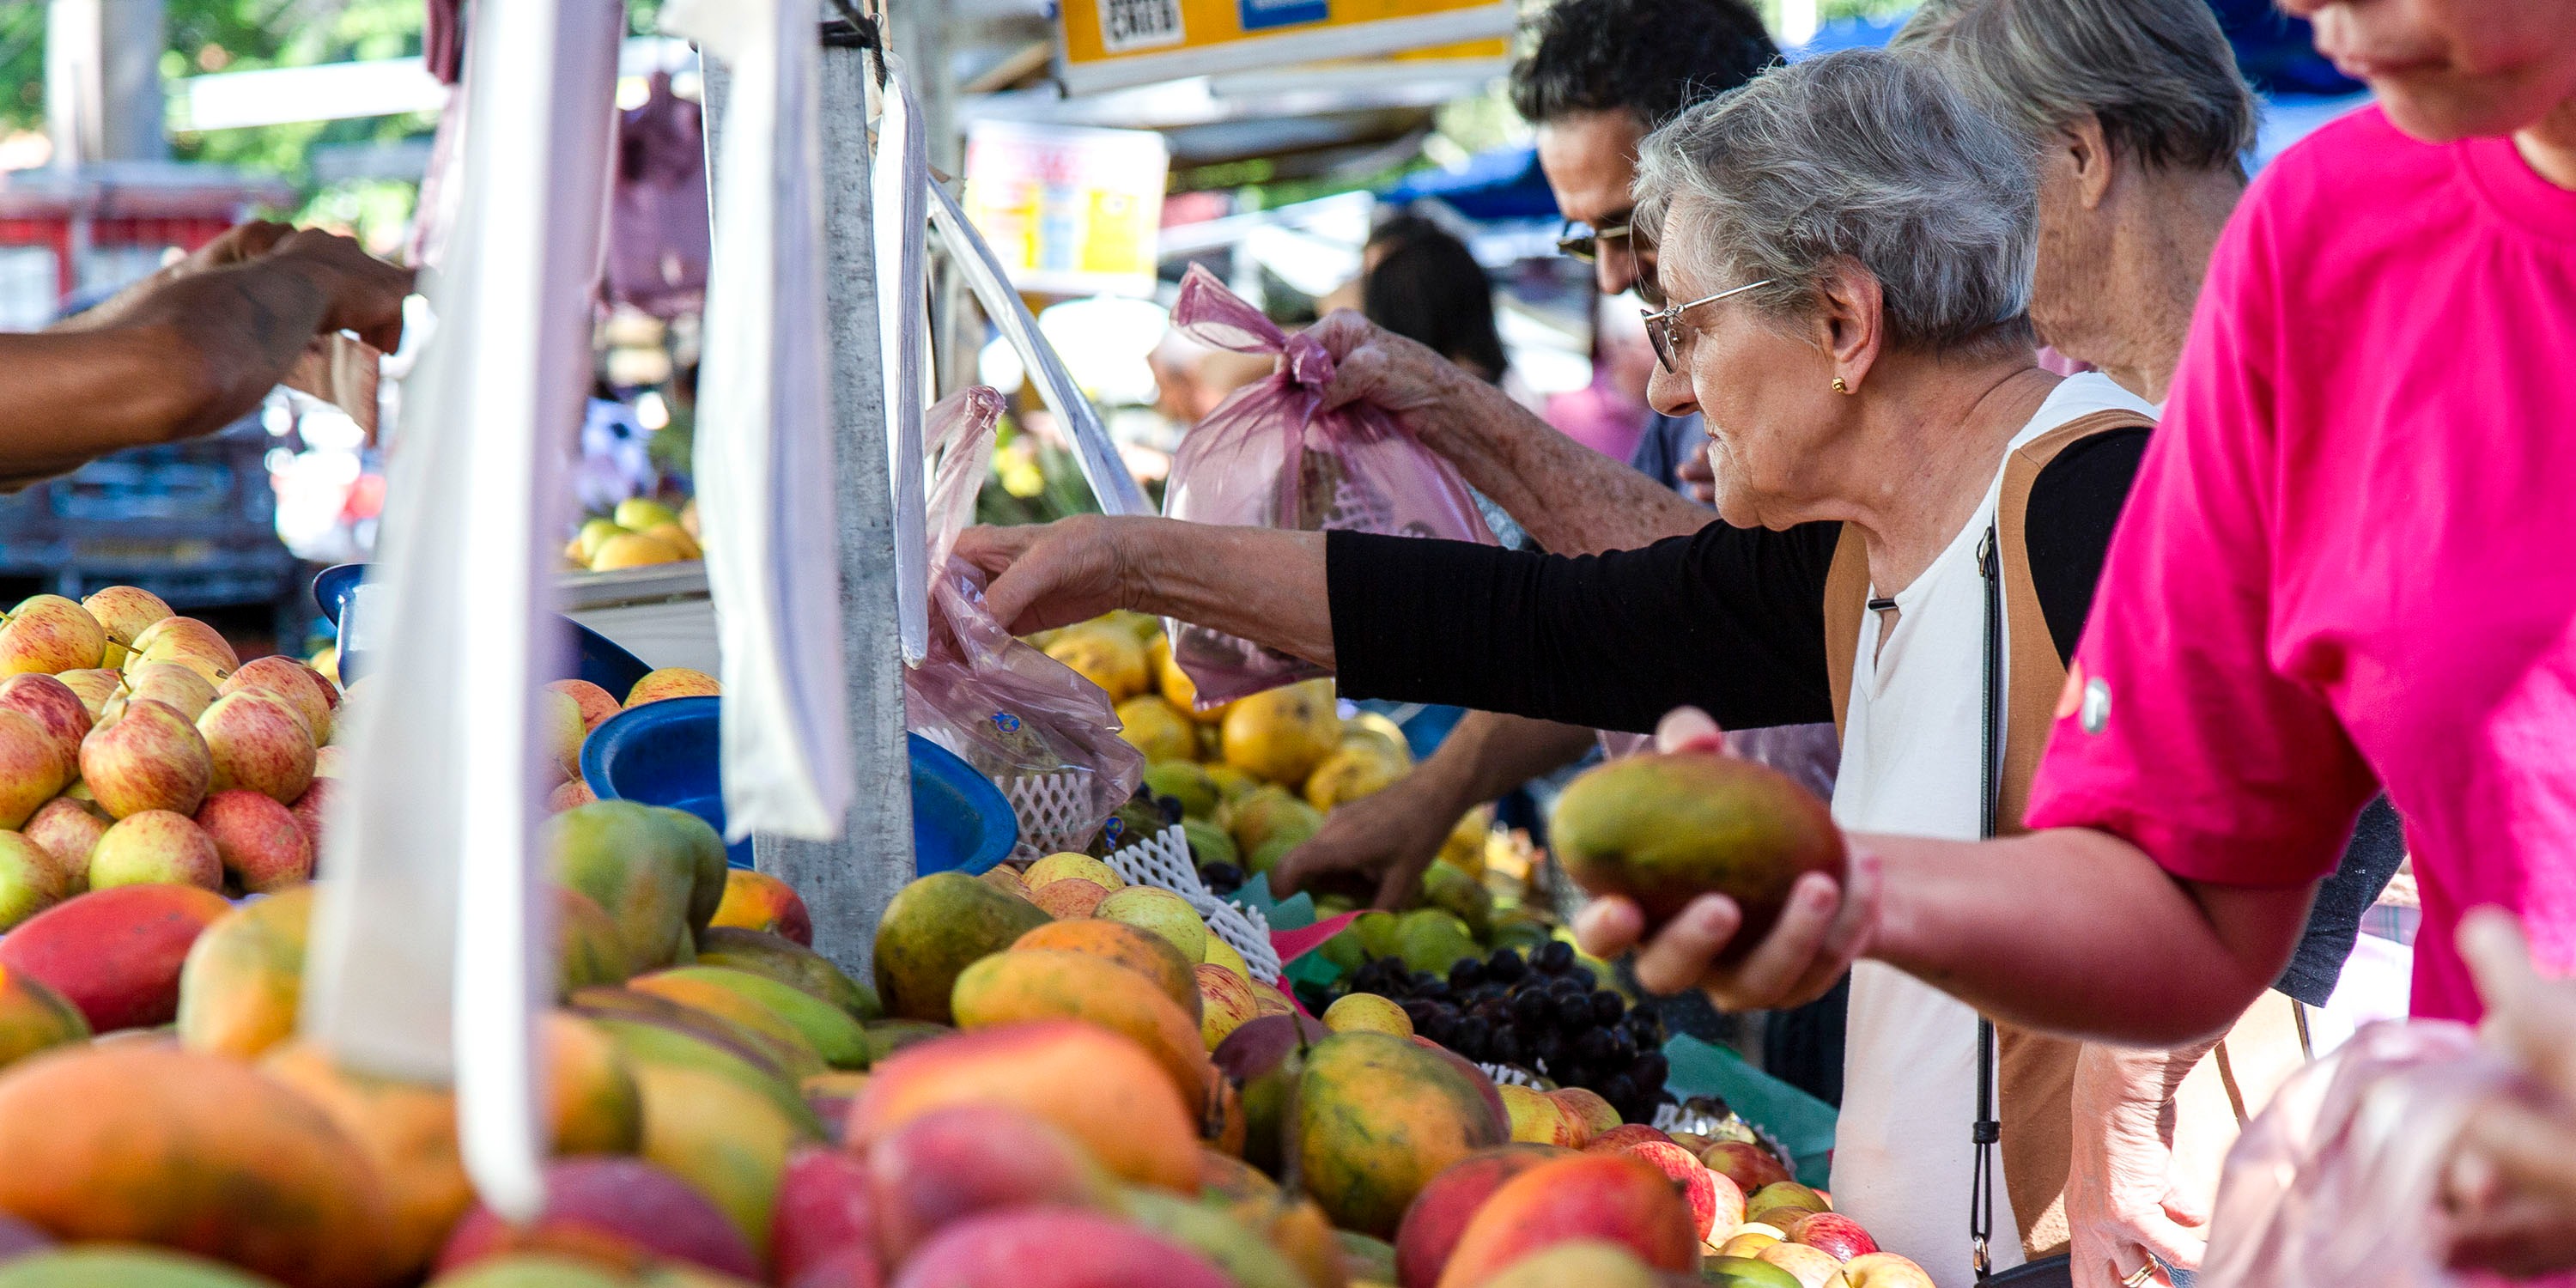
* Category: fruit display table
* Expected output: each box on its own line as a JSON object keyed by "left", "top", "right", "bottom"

{"left": 559, "top": 562, "right": 717, "bottom": 676}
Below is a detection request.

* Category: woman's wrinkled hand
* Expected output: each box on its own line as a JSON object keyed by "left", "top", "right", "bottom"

{"left": 1306, "top": 311, "right": 1479, "bottom": 442}
{"left": 1570, "top": 707, "right": 1880, "bottom": 1009}
{"left": 953, "top": 514, "right": 1149, "bottom": 635}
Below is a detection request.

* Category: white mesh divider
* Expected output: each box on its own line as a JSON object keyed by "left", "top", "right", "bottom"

{"left": 1105, "top": 826, "right": 1283, "bottom": 985}
{"left": 1001, "top": 768, "right": 1098, "bottom": 863}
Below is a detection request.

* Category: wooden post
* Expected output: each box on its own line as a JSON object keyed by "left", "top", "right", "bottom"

{"left": 711, "top": 39, "right": 914, "bottom": 983}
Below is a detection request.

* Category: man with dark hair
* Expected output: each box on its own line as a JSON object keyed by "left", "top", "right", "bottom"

{"left": 1509, "top": 0, "right": 1777, "bottom": 301}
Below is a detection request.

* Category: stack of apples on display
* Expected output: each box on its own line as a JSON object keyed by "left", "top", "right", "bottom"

{"left": 0, "top": 588, "right": 337, "bottom": 932}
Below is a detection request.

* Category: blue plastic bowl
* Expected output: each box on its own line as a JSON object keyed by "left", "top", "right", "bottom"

{"left": 313, "top": 562, "right": 652, "bottom": 696}
{"left": 580, "top": 696, "right": 1018, "bottom": 877}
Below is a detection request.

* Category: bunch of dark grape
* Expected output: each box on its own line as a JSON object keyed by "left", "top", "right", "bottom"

{"left": 1340, "top": 939, "right": 1672, "bottom": 1125}
{"left": 1199, "top": 862, "right": 1246, "bottom": 897}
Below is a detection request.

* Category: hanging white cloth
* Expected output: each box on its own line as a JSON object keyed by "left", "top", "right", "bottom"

{"left": 302, "top": 0, "right": 625, "bottom": 1221}
{"left": 665, "top": 0, "right": 855, "bottom": 841}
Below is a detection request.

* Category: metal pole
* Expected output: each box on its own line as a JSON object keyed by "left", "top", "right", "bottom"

{"left": 712, "top": 39, "right": 913, "bottom": 983}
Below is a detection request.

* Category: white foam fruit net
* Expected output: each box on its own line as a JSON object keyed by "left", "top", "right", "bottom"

{"left": 1106, "top": 825, "right": 1283, "bottom": 986}
{"left": 1002, "top": 768, "right": 1098, "bottom": 864}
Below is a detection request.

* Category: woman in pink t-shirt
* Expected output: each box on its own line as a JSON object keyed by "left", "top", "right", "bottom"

{"left": 1579, "top": 0, "right": 2576, "bottom": 1272}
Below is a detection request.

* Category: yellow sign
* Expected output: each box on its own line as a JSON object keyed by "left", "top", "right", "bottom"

{"left": 1057, "top": 0, "right": 1515, "bottom": 94}
{"left": 962, "top": 121, "right": 1171, "bottom": 297}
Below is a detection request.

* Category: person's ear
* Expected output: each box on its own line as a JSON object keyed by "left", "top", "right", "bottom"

{"left": 2064, "top": 112, "right": 2116, "bottom": 210}
{"left": 1810, "top": 260, "right": 1884, "bottom": 395}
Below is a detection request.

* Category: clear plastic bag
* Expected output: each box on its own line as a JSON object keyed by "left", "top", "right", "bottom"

{"left": 2200, "top": 1018, "right": 2519, "bottom": 1288}
{"left": 1159, "top": 264, "right": 1495, "bottom": 706}
{"left": 904, "top": 386, "right": 1143, "bottom": 840}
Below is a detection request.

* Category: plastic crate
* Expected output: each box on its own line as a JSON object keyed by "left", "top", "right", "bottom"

{"left": 0, "top": 422, "right": 296, "bottom": 606}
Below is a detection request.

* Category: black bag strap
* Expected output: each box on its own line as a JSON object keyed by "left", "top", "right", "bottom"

{"left": 1972, "top": 523, "right": 2002, "bottom": 1280}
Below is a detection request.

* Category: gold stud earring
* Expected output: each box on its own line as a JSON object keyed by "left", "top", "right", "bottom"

{"left": 1832, "top": 376, "right": 1850, "bottom": 393}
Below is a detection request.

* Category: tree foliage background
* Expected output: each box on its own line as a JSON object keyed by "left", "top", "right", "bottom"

{"left": 0, "top": 0, "right": 667, "bottom": 246}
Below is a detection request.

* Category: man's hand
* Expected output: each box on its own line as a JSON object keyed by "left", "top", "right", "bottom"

{"left": 955, "top": 514, "right": 1142, "bottom": 635}
{"left": 2068, "top": 1044, "right": 2214, "bottom": 1288}
{"left": 2443, "top": 910, "right": 2576, "bottom": 1276}
{"left": 266, "top": 228, "right": 412, "bottom": 354}
{"left": 1271, "top": 769, "right": 1467, "bottom": 908}
{"left": 1571, "top": 707, "right": 1880, "bottom": 1007}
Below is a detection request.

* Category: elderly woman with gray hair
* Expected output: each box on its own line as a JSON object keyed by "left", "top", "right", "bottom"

{"left": 960, "top": 49, "right": 2172, "bottom": 1284}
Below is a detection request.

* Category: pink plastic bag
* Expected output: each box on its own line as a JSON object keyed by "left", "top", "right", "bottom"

{"left": 905, "top": 386, "right": 1143, "bottom": 832}
{"left": 2199, "top": 1019, "right": 2530, "bottom": 1288}
{"left": 1159, "top": 264, "right": 1495, "bottom": 706}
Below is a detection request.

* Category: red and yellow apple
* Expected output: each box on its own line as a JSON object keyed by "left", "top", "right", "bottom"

{"left": 0, "top": 595, "right": 106, "bottom": 675}
{"left": 87, "top": 809, "right": 222, "bottom": 891}
{"left": 81, "top": 586, "right": 171, "bottom": 668}
{"left": 197, "top": 690, "right": 316, "bottom": 804}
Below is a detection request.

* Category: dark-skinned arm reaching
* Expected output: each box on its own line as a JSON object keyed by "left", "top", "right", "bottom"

{"left": 3, "top": 223, "right": 411, "bottom": 485}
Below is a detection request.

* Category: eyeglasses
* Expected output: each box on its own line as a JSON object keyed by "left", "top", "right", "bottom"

{"left": 1555, "top": 219, "right": 1632, "bottom": 264}
{"left": 1641, "top": 278, "right": 1774, "bottom": 373}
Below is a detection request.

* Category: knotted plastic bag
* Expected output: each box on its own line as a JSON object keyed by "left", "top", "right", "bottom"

{"left": 1160, "top": 264, "right": 1494, "bottom": 706}
{"left": 904, "top": 386, "right": 1143, "bottom": 843}
{"left": 2199, "top": 1019, "right": 2520, "bottom": 1288}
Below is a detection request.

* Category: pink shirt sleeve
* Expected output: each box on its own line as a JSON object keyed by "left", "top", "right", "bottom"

{"left": 2020, "top": 198, "right": 2379, "bottom": 890}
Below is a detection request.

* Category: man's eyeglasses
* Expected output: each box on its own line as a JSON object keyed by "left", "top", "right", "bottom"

{"left": 1555, "top": 219, "right": 1632, "bottom": 264}
{"left": 1641, "top": 279, "right": 1774, "bottom": 373}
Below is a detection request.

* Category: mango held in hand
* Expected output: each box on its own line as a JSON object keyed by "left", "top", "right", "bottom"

{"left": 1549, "top": 750, "right": 1844, "bottom": 957}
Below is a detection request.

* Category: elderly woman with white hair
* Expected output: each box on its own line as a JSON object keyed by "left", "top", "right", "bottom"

{"left": 958, "top": 50, "right": 2156, "bottom": 1284}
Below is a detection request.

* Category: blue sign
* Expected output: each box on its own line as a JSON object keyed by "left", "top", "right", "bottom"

{"left": 1239, "top": 0, "right": 1328, "bottom": 32}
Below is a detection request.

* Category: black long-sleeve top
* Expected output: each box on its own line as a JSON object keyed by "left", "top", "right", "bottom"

{"left": 1319, "top": 428, "right": 2399, "bottom": 1007}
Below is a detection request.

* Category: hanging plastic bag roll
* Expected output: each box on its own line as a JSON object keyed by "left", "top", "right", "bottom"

{"left": 1159, "top": 263, "right": 1497, "bottom": 706}
{"left": 874, "top": 60, "right": 930, "bottom": 665}
{"left": 666, "top": 0, "right": 854, "bottom": 841}
{"left": 928, "top": 181, "right": 1150, "bottom": 519}
{"left": 904, "top": 386, "right": 1145, "bottom": 843}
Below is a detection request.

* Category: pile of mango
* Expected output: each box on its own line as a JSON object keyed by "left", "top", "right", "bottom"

{"left": 0, "top": 783, "right": 1921, "bottom": 1288}
{"left": 1037, "top": 613, "right": 1517, "bottom": 938}
{"left": 565, "top": 498, "right": 704, "bottom": 574}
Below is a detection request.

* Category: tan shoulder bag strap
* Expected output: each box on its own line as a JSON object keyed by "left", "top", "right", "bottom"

{"left": 1822, "top": 521, "right": 1870, "bottom": 739}
{"left": 1984, "top": 406, "right": 2157, "bottom": 1266}
{"left": 1993, "top": 407, "right": 2154, "bottom": 835}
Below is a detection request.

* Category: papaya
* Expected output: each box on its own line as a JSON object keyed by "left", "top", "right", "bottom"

{"left": 0, "top": 884, "right": 233, "bottom": 1031}
{"left": 0, "top": 1246, "right": 276, "bottom": 1288}
{"left": 1120, "top": 1188, "right": 1312, "bottom": 1288}
{"left": 428, "top": 1255, "right": 635, "bottom": 1288}
{"left": 556, "top": 885, "right": 634, "bottom": 994}
{"left": 0, "top": 1043, "right": 395, "bottom": 1288}
{"left": 263, "top": 1041, "right": 471, "bottom": 1280}
{"left": 871, "top": 872, "right": 1049, "bottom": 1024}
{"left": 545, "top": 800, "right": 700, "bottom": 973}
{"left": 1549, "top": 750, "right": 1844, "bottom": 957}
{"left": 544, "top": 1013, "right": 644, "bottom": 1155}
{"left": 623, "top": 972, "right": 826, "bottom": 1078}
{"left": 848, "top": 1020, "right": 1200, "bottom": 1192}
{"left": 570, "top": 991, "right": 819, "bottom": 1135}
{"left": 706, "top": 869, "right": 810, "bottom": 945}
{"left": 174, "top": 884, "right": 313, "bottom": 1057}
{"left": 951, "top": 948, "right": 1214, "bottom": 1107}
{"left": 637, "top": 966, "right": 866, "bottom": 1069}
{"left": 574, "top": 986, "right": 809, "bottom": 1084}
{"left": 694, "top": 926, "right": 878, "bottom": 1019}
{"left": 1011, "top": 918, "right": 1201, "bottom": 1020}
{"left": 862, "top": 1018, "right": 953, "bottom": 1064}
{"left": 1292, "top": 1031, "right": 1510, "bottom": 1237}
{"left": 644, "top": 805, "right": 730, "bottom": 935}
{"left": 0, "top": 965, "right": 87, "bottom": 1071}
{"left": 434, "top": 1156, "right": 757, "bottom": 1280}
{"left": 630, "top": 1060, "right": 810, "bottom": 1255}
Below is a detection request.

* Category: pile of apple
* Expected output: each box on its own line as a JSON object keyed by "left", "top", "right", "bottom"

{"left": 0, "top": 588, "right": 340, "bottom": 924}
